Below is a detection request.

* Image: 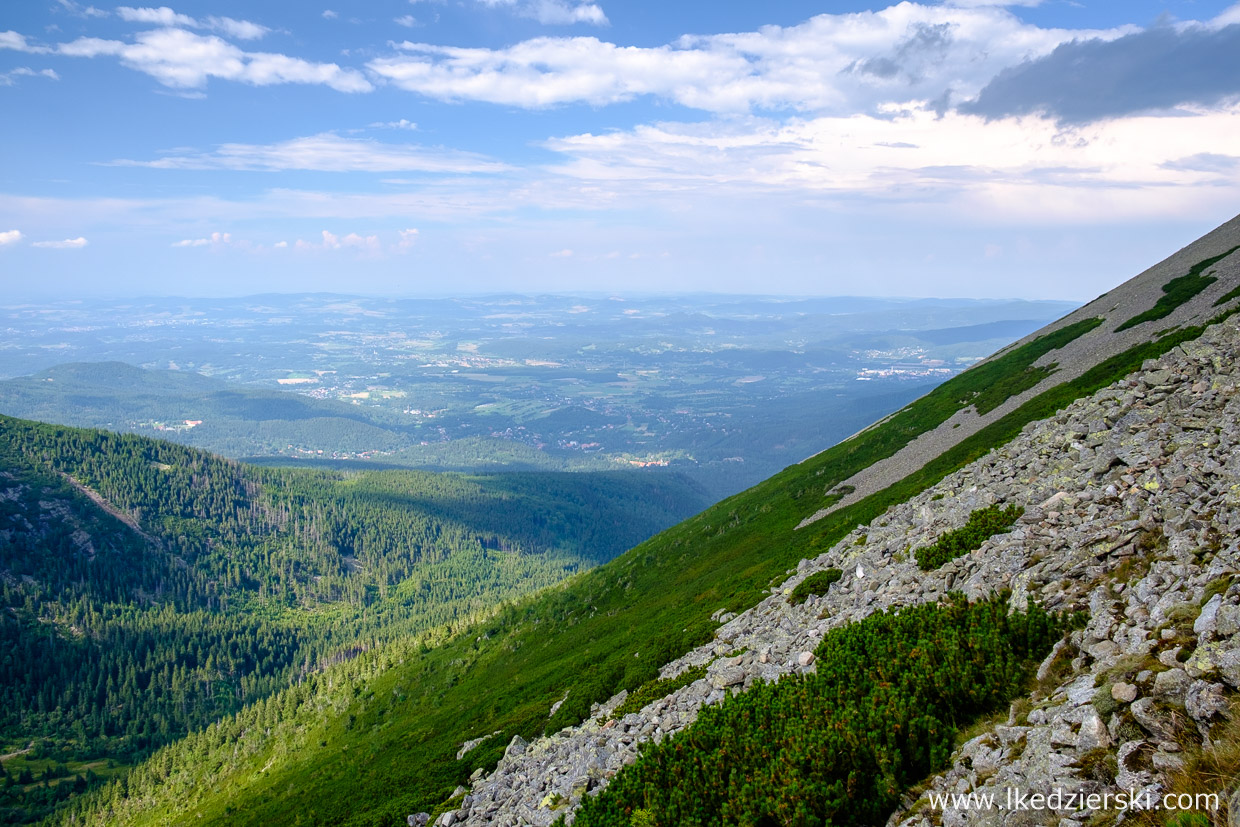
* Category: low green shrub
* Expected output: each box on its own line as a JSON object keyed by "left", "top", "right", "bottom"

{"left": 567, "top": 594, "right": 1071, "bottom": 827}
{"left": 1118, "top": 245, "right": 1238, "bottom": 331}
{"left": 788, "top": 568, "right": 843, "bottom": 605}
{"left": 612, "top": 665, "right": 708, "bottom": 719}
{"left": 914, "top": 504, "right": 1024, "bottom": 570}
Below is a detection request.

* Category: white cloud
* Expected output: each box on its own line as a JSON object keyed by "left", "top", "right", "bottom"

{"left": 172, "top": 231, "right": 231, "bottom": 247}
{"left": 541, "top": 104, "right": 1240, "bottom": 222}
{"left": 204, "top": 17, "right": 269, "bottom": 40}
{"left": 33, "top": 237, "right": 88, "bottom": 248}
{"left": 0, "top": 31, "right": 53, "bottom": 54}
{"left": 297, "top": 229, "right": 382, "bottom": 254}
{"left": 549, "top": 248, "right": 573, "bottom": 257}
{"left": 1216, "top": 3, "right": 1240, "bottom": 26}
{"left": 112, "top": 133, "right": 506, "bottom": 173}
{"left": 0, "top": 229, "right": 22, "bottom": 246}
{"left": 54, "top": 1, "right": 108, "bottom": 18}
{"left": 0, "top": 67, "right": 59, "bottom": 85}
{"left": 322, "top": 10, "right": 338, "bottom": 19}
{"left": 370, "top": 119, "right": 418, "bottom": 130}
{"left": 942, "top": 0, "right": 1043, "bottom": 6}
{"left": 58, "top": 28, "right": 370, "bottom": 92}
{"left": 116, "top": 7, "right": 270, "bottom": 39}
{"left": 117, "top": 6, "right": 196, "bottom": 28}
{"left": 395, "top": 228, "right": 419, "bottom": 251}
{"left": 478, "top": 0, "right": 607, "bottom": 26}
{"left": 395, "top": 15, "right": 418, "bottom": 27}
{"left": 368, "top": 5, "right": 1125, "bottom": 112}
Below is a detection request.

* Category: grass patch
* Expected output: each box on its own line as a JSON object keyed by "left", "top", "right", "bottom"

{"left": 1123, "top": 699, "right": 1240, "bottom": 827}
{"left": 1117, "top": 245, "right": 1239, "bottom": 331}
{"left": 1213, "top": 283, "right": 1240, "bottom": 308}
{"left": 611, "top": 665, "right": 709, "bottom": 719}
{"left": 958, "top": 318, "right": 1102, "bottom": 415}
{"left": 914, "top": 504, "right": 1024, "bottom": 570}
{"left": 1202, "top": 576, "right": 1237, "bottom": 606}
{"left": 788, "top": 568, "right": 843, "bottom": 605}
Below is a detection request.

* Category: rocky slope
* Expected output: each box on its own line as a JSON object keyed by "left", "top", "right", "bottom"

{"left": 429, "top": 260, "right": 1240, "bottom": 825}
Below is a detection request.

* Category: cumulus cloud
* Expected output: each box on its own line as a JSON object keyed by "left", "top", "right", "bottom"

{"left": 0, "top": 31, "right": 53, "bottom": 54}
{"left": 0, "top": 229, "right": 22, "bottom": 246}
{"left": 961, "top": 22, "right": 1240, "bottom": 123}
{"left": 395, "top": 15, "right": 418, "bottom": 28}
{"left": 297, "top": 230, "right": 381, "bottom": 254}
{"left": 172, "top": 231, "right": 231, "bottom": 247}
{"left": 275, "top": 228, "right": 424, "bottom": 256}
{"left": 117, "top": 6, "right": 196, "bottom": 27}
{"left": 395, "top": 228, "right": 419, "bottom": 251}
{"left": 33, "top": 237, "right": 88, "bottom": 248}
{"left": 112, "top": 133, "right": 507, "bottom": 173}
{"left": 56, "top": 28, "right": 369, "bottom": 92}
{"left": 367, "top": 5, "right": 1124, "bottom": 112}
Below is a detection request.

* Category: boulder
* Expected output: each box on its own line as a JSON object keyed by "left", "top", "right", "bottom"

{"left": 1184, "top": 680, "right": 1229, "bottom": 722}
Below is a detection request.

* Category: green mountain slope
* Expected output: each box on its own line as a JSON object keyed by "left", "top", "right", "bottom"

{"left": 0, "top": 418, "right": 707, "bottom": 824}
{"left": 39, "top": 214, "right": 1240, "bottom": 826}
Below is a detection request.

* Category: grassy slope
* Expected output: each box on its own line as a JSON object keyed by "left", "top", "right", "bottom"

{"left": 56, "top": 267, "right": 1240, "bottom": 825}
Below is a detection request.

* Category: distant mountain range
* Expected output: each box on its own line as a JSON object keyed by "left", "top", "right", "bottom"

{"left": 0, "top": 295, "right": 1076, "bottom": 501}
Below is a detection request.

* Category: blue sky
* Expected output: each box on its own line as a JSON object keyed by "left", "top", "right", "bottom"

{"left": 2, "top": 0, "right": 1240, "bottom": 301}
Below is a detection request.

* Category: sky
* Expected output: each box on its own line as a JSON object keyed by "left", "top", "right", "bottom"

{"left": 2, "top": 0, "right": 1240, "bottom": 301}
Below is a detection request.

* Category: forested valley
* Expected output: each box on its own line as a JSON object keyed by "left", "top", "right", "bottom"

{"left": 0, "top": 415, "right": 707, "bottom": 824}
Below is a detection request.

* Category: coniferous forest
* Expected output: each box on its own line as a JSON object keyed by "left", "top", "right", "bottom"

{"left": 0, "top": 415, "right": 707, "bottom": 824}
